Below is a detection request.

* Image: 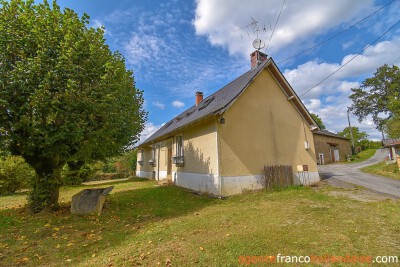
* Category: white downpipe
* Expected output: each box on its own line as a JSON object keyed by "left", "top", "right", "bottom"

{"left": 215, "top": 120, "right": 222, "bottom": 197}
{"left": 157, "top": 143, "right": 161, "bottom": 181}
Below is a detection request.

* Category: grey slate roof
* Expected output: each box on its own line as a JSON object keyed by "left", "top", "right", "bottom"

{"left": 139, "top": 59, "right": 271, "bottom": 146}
{"left": 313, "top": 129, "right": 349, "bottom": 140}
{"left": 139, "top": 57, "right": 317, "bottom": 147}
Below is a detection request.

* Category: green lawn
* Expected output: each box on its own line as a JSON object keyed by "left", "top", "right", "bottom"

{"left": 361, "top": 162, "right": 400, "bottom": 181}
{"left": 346, "top": 148, "right": 378, "bottom": 163}
{"left": 0, "top": 178, "right": 399, "bottom": 266}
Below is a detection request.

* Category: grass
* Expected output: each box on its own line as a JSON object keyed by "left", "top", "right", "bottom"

{"left": 0, "top": 179, "right": 399, "bottom": 266}
{"left": 346, "top": 148, "right": 378, "bottom": 163}
{"left": 361, "top": 162, "right": 400, "bottom": 181}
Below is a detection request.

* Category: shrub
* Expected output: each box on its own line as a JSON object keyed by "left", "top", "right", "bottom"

{"left": 0, "top": 156, "right": 35, "bottom": 195}
{"left": 61, "top": 161, "right": 103, "bottom": 186}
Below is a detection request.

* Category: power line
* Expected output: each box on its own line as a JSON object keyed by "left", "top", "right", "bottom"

{"left": 391, "top": 55, "right": 400, "bottom": 65}
{"left": 278, "top": 0, "right": 398, "bottom": 64}
{"left": 299, "top": 18, "right": 400, "bottom": 98}
{"left": 265, "top": 0, "right": 286, "bottom": 52}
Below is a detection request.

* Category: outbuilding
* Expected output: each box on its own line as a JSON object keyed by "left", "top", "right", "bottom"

{"left": 313, "top": 130, "right": 351, "bottom": 164}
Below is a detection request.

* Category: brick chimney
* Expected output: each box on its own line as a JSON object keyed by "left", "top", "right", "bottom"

{"left": 250, "top": 50, "right": 268, "bottom": 69}
{"left": 196, "top": 91, "right": 203, "bottom": 106}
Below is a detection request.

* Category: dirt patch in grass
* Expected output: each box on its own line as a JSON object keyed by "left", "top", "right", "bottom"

{"left": 313, "top": 180, "right": 397, "bottom": 202}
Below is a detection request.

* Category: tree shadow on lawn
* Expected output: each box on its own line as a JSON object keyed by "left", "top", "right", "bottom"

{"left": 0, "top": 182, "right": 219, "bottom": 266}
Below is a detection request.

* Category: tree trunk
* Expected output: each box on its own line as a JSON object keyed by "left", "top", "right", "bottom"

{"left": 25, "top": 157, "right": 65, "bottom": 213}
{"left": 65, "top": 160, "right": 86, "bottom": 185}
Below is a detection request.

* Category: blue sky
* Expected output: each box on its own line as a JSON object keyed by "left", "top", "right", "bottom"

{"left": 55, "top": 0, "right": 400, "bottom": 142}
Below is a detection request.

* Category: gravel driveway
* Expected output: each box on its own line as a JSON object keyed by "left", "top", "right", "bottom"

{"left": 318, "top": 148, "right": 400, "bottom": 198}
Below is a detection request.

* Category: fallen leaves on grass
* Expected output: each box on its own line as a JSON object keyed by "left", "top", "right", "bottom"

{"left": 15, "top": 257, "right": 29, "bottom": 264}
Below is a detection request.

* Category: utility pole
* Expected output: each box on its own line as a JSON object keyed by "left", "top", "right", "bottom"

{"left": 347, "top": 108, "right": 356, "bottom": 155}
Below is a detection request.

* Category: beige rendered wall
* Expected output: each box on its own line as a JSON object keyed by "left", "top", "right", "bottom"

{"left": 218, "top": 68, "right": 318, "bottom": 194}
{"left": 172, "top": 120, "right": 218, "bottom": 174}
{"left": 136, "top": 138, "right": 172, "bottom": 179}
{"left": 171, "top": 119, "right": 220, "bottom": 195}
{"left": 136, "top": 146, "right": 155, "bottom": 178}
{"left": 136, "top": 119, "right": 219, "bottom": 194}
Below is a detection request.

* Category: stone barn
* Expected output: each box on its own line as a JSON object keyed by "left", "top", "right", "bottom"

{"left": 313, "top": 130, "right": 351, "bottom": 164}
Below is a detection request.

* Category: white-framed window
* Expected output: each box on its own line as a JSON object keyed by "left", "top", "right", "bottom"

{"left": 173, "top": 134, "right": 184, "bottom": 166}
{"left": 149, "top": 146, "right": 156, "bottom": 166}
{"left": 175, "top": 135, "right": 183, "bottom": 157}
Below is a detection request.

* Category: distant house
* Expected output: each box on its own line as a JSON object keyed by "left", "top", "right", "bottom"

{"left": 382, "top": 138, "right": 400, "bottom": 163}
{"left": 313, "top": 130, "right": 351, "bottom": 164}
{"left": 136, "top": 51, "right": 320, "bottom": 196}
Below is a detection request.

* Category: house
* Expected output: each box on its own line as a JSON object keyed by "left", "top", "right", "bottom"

{"left": 313, "top": 130, "right": 352, "bottom": 164}
{"left": 136, "top": 51, "right": 320, "bottom": 196}
{"left": 382, "top": 138, "right": 400, "bottom": 163}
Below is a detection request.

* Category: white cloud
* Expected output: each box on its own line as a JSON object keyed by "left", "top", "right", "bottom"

{"left": 90, "top": 19, "right": 110, "bottom": 35}
{"left": 152, "top": 101, "right": 165, "bottom": 109}
{"left": 339, "top": 38, "right": 400, "bottom": 77}
{"left": 91, "top": 19, "right": 103, "bottom": 29}
{"left": 194, "top": 0, "right": 374, "bottom": 57}
{"left": 172, "top": 100, "right": 185, "bottom": 108}
{"left": 342, "top": 40, "right": 355, "bottom": 50}
{"left": 124, "top": 34, "right": 166, "bottom": 66}
{"left": 284, "top": 37, "right": 400, "bottom": 140}
{"left": 138, "top": 122, "right": 162, "bottom": 144}
{"left": 337, "top": 81, "right": 360, "bottom": 93}
{"left": 284, "top": 37, "right": 400, "bottom": 98}
{"left": 304, "top": 99, "right": 321, "bottom": 112}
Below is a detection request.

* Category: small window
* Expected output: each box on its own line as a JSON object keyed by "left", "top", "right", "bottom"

{"left": 175, "top": 135, "right": 183, "bottom": 157}
{"left": 173, "top": 135, "right": 184, "bottom": 166}
{"left": 149, "top": 146, "right": 156, "bottom": 166}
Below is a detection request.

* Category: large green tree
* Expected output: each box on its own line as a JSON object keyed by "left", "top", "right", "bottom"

{"left": 310, "top": 113, "right": 326, "bottom": 130}
{"left": 349, "top": 64, "right": 400, "bottom": 137}
{"left": 338, "top": 127, "right": 368, "bottom": 147}
{"left": 386, "top": 115, "right": 400, "bottom": 138}
{"left": 0, "top": 0, "right": 146, "bottom": 212}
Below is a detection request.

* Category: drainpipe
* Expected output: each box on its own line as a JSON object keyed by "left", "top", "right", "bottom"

{"left": 216, "top": 119, "right": 222, "bottom": 198}
{"left": 157, "top": 143, "right": 161, "bottom": 181}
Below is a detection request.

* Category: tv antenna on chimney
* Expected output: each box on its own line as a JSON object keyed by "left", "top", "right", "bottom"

{"left": 233, "top": 17, "right": 268, "bottom": 39}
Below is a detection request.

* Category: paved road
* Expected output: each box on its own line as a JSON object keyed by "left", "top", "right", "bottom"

{"left": 318, "top": 148, "right": 400, "bottom": 198}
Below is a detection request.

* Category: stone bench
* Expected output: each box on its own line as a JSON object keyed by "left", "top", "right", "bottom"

{"left": 71, "top": 186, "right": 114, "bottom": 215}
